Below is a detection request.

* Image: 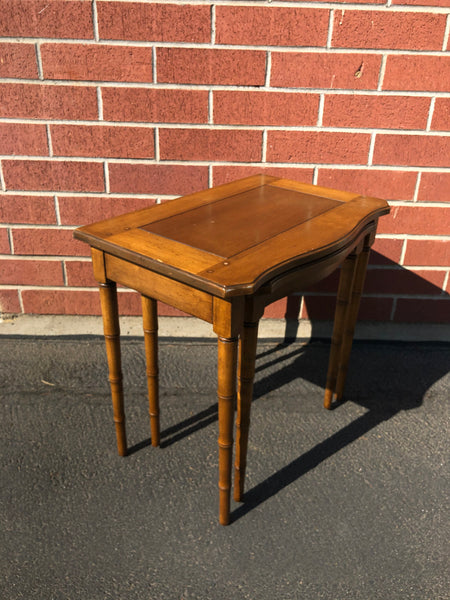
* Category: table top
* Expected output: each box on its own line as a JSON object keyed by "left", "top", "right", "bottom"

{"left": 74, "top": 175, "right": 390, "bottom": 297}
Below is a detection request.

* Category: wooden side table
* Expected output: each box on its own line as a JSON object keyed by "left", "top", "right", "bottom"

{"left": 74, "top": 175, "right": 389, "bottom": 525}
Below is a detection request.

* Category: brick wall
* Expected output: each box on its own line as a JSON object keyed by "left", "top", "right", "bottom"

{"left": 0, "top": 0, "right": 449, "bottom": 325}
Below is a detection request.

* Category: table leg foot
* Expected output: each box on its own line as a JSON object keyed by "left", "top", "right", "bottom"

{"left": 234, "top": 321, "right": 258, "bottom": 502}
{"left": 217, "top": 336, "right": 238, "bottom": 525}
{"left": 324, "top": 253, "right": 358, "bottom": 410}
{"left": 99, "top": 281, "right": 127, "bottom": 456}
{"left": 142, "top": 295, "right": 160, "bottom": 447}
{"left": 335, "top": 242, "right": 371, "bottom": 402}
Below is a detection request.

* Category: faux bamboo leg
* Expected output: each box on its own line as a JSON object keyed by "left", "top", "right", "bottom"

{"left": 142, "top": 295, "right": 160, "bottom": 447}
{"left": 323, "top": 254, "right": 358, "bottom": 410}
{"left": 234, "top": 321, "right": 258, "bottom": 503}
{"left": 217, "top": 336, "right": 238, "bottom": 525}
{"left": 99, "top": 281, "right": 127, "bottom": 456}
{"left": 334, "top": 243, "right": 371, "bottom": 402}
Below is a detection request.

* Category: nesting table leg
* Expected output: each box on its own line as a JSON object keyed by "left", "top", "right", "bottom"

{"left": 323, "top": 253, "right": 358, "bottom": 410}
{"left": 98, "top": 281, "right": 127, "bottom": 456}
{"left": 142, "top": 295, "right": 160, "bottom": 447}
{"left": 217, "top": 336, "right": 238, "bottom": 525}
{"left": 335, "top": 241, "right": 371, "bottom": 402}
{"left": 234, "top": 321, "right": 258, "bottom": 502}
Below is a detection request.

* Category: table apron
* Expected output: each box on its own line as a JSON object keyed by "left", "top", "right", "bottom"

{"left": 104, "top": 254, "right": 214, "bottom": 324}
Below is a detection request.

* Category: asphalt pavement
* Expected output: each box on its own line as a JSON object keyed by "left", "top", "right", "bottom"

{"left": 1, "top": 336, "right": 449, "bottom": 600}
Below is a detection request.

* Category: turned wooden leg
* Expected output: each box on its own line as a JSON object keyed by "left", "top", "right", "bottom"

{"left": 217, "top": 336, "right": 238, "bottom": 525}
{"left": 335, "top": 242, "right": 371, "bottom": 402}
{"left": 323, "top": 254, "right": 358, "bottom": 410}
{"left": 234, "top": 321, "right": 258, "bottom": 502}
{"left": 99, "top": 281, "right": 127, "bottom": 456}
{"left": 142, "top": 295, "right": 160, "bottom": 447}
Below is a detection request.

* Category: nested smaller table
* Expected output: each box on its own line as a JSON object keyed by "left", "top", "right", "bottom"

{"left": 74, "top": 175, "right": 389, "bottom": 525}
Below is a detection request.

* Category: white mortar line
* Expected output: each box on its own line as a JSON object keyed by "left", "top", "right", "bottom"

{"left": 317, "top": 93, "right": 325, "bottom": 127}
{"left": 261, "top": 129, "right": 268, "bottom": 163}
{"left": 208, "top": 89, "right": 213, "bottom": 124}
{"left": 152, "top": 46, "right": 157, "bottom": 83}
{"left": 265, "top": 51, "right": 272, "bottom": 87}
{"left": 312, "top": 167, "right": 318, "bottom": 185}
{"left": 211, "top": 4, "right": 216, "bottom": 45}
{"left": 103, "top": 162, "right": 110, "bottom": 193}
{"left": 154, "top": 128, "right": 160, "bottom": 161}
{"left": 399, "top": 239, "right": 408, "bottom": 266}
{"left": 426, "top": 97, "right": 436, "bottom": 132}
{"left": 54, "top": 195, "right": 62, "bottom": 226}
{"left": 46, "top": 124, "right": 53, "bottom": 157}
{"left": 0, "top": 161, "right": 5, "bottom": 191}
{"left": 377, "top": 54, "right": 387, "bottom": 91}
{"left": 326, "top": 9, "right": 334, "bottom": 49}
{"left": 96, "top": 87, "right": 104, "bottom": 121}
{"left": 35, "top": 43, "right": 44, "bottom": 80}
{"left": 3, "top": 79, "right": 450, "bottom": 97}
{"left": 92, "top": 0, "right": 100, "bottom": 42}
{"left": 5, "top": 228, "right": 13, "bottom": 255}
{"left": 442, "top": 270, "right": 450, "bottom": 292}
{"left": 442, "top": 13, "right": 450, "bottom": 51}
{"left": 367, "top": 133, "right": 376, "bottom": 166}
{"left": 62, "top": 260, "right": 68, "bottom": 286}
{"left": 413, "top": 172, "right": 422, "bottom": 203}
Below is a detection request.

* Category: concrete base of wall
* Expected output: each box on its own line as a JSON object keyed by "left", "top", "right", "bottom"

{"left": 0, "top": 314, "right": 449, "bottom": 342}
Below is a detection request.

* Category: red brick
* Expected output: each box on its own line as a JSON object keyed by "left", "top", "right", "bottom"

{"left": 370, "top": 238, "right": 404, "bottom": 265}
{"left": 0, "top": 195, "right": 56, "bottom": 224}
{"left": 0, "top": 123, "right": 48, "bottom": 156}
{"left": 0, "top": 259, "right": 63, "bottom": 285}
{"left": 302, "top": 295, "right": 393, "bottom": 321}
{"left": 157, "top": 48, "right": 266, "bottom": 86}
{"left": 271, "top": 52, "right": 381, "bottom": 89}
{"left": 0, "top": 228, "right": 10, "bottom": 254}
{"left": 58, "top": 196, "right": 154, "bottom": 226}
{"left": 102, "top": 88, "right": 208, "bottom": 124}
{"left": 0, "top": 0, "right": 93, "bottom": 39}
{"left": 22, "top": 289, "right": 99, "bottom": 315}
{"left": 51, "top": 125, "right": 154, "bottom": 160}
{"left": 216, "top": 6, "right": 328, "bottom": 46}
{"left": 98, "top": 2, "right": 210, "bottom": 43}
{"left": 41, "top": 44, "right": 152, "bottom": 82}
{"left": 322, "top": 95, "right": 429, "bottom": 130}
{"left": 263, "top": 298, "right": 289, "bottom": 319}
{"left": 364, "top": 268, "right": 445, "bottom": 295}
{"left": 378, "top": 206, "right": 450, "bottom": 236}
{"left": 160, "top": 129, "right": 262, "bottom": 162}
{"left": 431, "top": 98, "right": 450, "bottom": 132}
{"left": 65, "top": 261, "right": 96, "bottom": 287}
{"left": 3, "top": 160, "right": 104, "bottom": 193}
{"left": 214, "top": 91, "right": 319, "bottom": 127}
{"left": 0, "top": 84, "right": 98, "bottom": 120}
{"left": 391, "top": 0, "right": 450, "bottom": 6}
{"left": 383, "top": 56, "right": 450, "bottom": 92}
{"left": 0, "top": 43, "right": 38, "bottom": 79}
{"left": 403, "top": 240, "right": 450, "bottom": 267}
{"left": 373, "top": 135, "right": 450, "bottom": 168}
{"left": 21, "top": 289, "right": 143, "bottom": 316}
{"left": 0, "top": 289, "right": 20, "bottom": 314}
{"left": 317, "top": 168, "right": 417, "bottom": 201}
{"left": 12, "top": 228, "right": 89, "bottom": 257}
{"left": 418, "top": 173, "right": 450, "bottom": 203}
{"left": 108, "top": 164, "right": 208, "bottom": 196}
{"left": 213, "top": 166, "right": 314, "bottom": 187}
{"left": 267, "top": 131, "right": 370, "bottom": 164}
{"left": 332, "top": 10, "right": 445, "bottom": 50}
{"left": 394, "top": 298, "right": 450, "bottom": 323}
